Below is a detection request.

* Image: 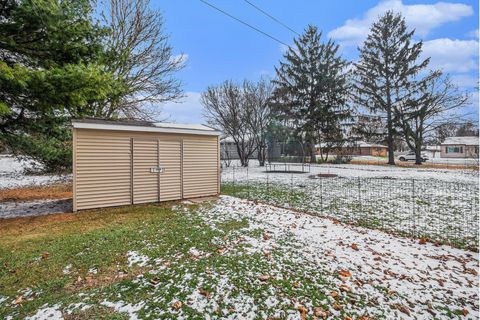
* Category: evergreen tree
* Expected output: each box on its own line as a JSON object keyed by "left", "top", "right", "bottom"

{"left": 272, "top": 25, "right": 351, "bottom": 163}
{"left": 353, "top": 11, "right": 429, "bottom": 165}
{"left": 0, "top": 0, "right": 122, "bottom": 171}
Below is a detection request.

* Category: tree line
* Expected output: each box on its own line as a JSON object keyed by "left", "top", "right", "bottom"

{"left": 202, "top": 11, "right": 472, "bottom": 166}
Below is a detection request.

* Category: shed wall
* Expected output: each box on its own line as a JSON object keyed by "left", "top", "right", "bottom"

{"left": 73, "top": 128, "right": 219, "bottom": 211}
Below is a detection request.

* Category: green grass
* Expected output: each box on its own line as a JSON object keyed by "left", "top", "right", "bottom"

{"left": 0, "top": 199, "right": 358, "bottom": 319}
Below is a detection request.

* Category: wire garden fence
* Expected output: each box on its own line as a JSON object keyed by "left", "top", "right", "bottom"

{"left": 221, "top": 167, "right": 479, "bottom": 250}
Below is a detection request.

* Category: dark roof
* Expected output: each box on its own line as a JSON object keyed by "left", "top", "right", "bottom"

{"left": 72, "top": 118, "right": 156, "bottom": 127}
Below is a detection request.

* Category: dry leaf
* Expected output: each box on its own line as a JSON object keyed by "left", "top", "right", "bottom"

{"left": 313, "top": 307, "right": 328, "bottom": 318}
{"left": 216, "top": 247, "right": 226, "bottom": 255}
{"left": 344, "top": 317, "right": 353, "bottom": 320}
{"left": 263, "top": 233, "right": 271, "bottom": 240}
{"left": 14, "top": 295, "right": 23, "bottom": 304}
{"left": 351, "top": 243, "right": 359, "bottom": 251}
{"left": 339, "top": 284, "right": 351, "bottom": 292}
{"left": 419, "top": 238, "right": 427, "bottom": 245}
{"left": 199, "top": 289, "right": 210, "bottom": 298}
{"left": 41, "top": 251, "right": 49, "bottom": 260}
{"left": 171, "top": 301, "right": 182, "bottom": 310}
{"left": 292, "top": 281, "right": 300, "bottom": 288}
{"left": 338, "top": 269, "right": 352, "bottom": 277}
{"left": 397, "top": 305, "right": 411, "bottom": 315}
{"left": 462, "top": 309, "right": 469, "bottom": 316}
{"left": 333, "top": 302, "right": 343, "bottom": 311}
{"left": 258, "top": 274, "right": 270, "bottom": 281}
{"left": 297, "top": 305, "right": 308, "bottom": 320}
{"left": 330, "top": 291, "right": 338, "bottom": 298}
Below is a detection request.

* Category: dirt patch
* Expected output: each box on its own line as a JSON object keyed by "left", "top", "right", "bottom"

{"left": 0, "top": 183, "right": 72, "bottom": 202}
{"left": 308, "top": 173, "right": 338, "bottom": 179}
{"left": 0, "top": 198, "right": 72, "bottom": 220}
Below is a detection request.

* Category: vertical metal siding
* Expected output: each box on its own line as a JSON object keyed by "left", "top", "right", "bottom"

{"left": 183, "top": 138, "right": 219, "bottom": 198}
{"left": 159, "top": 140, "right": 182, "bottom": 201}
{"left": 133, "top": 139, "right": 159, "bottom": 204}
{"left": 75, "top": 131, "right": 132, "bottom": 210}
{"left": 74, "top": 129, "right": 219, "bottom": 210}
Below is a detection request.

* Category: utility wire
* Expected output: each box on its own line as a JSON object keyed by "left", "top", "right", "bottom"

{"left": 242, "top": 0, "right": 300, "bottom": 36}
{"left": 199, "top": 0, "right": 290, "bottom": 48}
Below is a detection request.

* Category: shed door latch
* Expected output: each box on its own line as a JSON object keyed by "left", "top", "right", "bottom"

{"left": 150, "top": 167, "right": 165, "bottom": 173}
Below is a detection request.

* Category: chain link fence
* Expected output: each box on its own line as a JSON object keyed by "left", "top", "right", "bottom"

{"left": 222, "top": 166, "right": 479, "bottom": 250}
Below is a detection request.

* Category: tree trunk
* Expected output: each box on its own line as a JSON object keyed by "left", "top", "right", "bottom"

{"left": 414, "top": 140, "right": 422, "bottom": 165}
{"left": 386, "top": 107, "right": 396, "bottom": 165}
{"left": 257, "top": 144, "right": 266, "bottom": 166}
{"left": 309, "top": 140, "right": 316, "bottom": 163}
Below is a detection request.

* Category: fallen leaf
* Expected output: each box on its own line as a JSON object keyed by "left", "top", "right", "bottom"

{"left": 351, "top": 243, "right": 359, "bottom": 251}
{"left": 338, "top": 269, "right": 352, "bottom": 277}
{"left": 14, "top": 295, "right": 23, "bottom": 304}
{"left": 41, "top": 251, "right": 49, "bottom": 260}
{"left": 216, "top": 247, "right": 226, "bottom": 255}
{"left": 397, "top": 305, "right": 411, "bottom": 315}
{"left": 292, "top": 281, "right": 300, "bottom": 288}
{"left": 344, "top": 317, "right": 353, "bottom": 320}
{"left": 258, "top": 274, "right": 270, "bottom": 281}
{"left": 199, "top": 288, "right": 210, "bottom": 298}
{"left": 339, "top": 284, "right": 351, "bottom": 292}
{"left": 297, "top": 305, "right": 308, "bottom": 320}
{"left": 313, "top": 306, "right": 328, "bottom": 318}
{"left": 330, "top": 291, "right": 338, "bottom": 298}
{"left": 171, "top": 301, "right": 182, "bottom": 310}
{"left": 333, "top": 302, "right": 343, "bottom": 311}
{"left": 263, "top": 233, "right": 271, "bottom": 240}
{"left": 462, "top": 309, "right": 469, "bottom": 316}
{"left": 419, "top": 238, "right": 427, "bottom": 245}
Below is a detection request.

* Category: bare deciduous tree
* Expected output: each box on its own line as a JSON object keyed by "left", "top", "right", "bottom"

{"left": 243, "top": 78, "right": 273, "bottom": 166}
{"left": 394, "top": 72, "right": 470, "bottom": 164}
{"left": 100, "top": 0, "right": 185, "bottom": 119}
{"left": 202, "top": 81, "right": 256, "bottom": 167}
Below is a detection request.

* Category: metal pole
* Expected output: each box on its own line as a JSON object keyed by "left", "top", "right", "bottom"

{"left": 412, "top": 178, "right": 416, "bottom": 238}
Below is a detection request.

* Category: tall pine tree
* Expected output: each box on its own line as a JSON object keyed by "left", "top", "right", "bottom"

{"left": 272, "top": 25, "right": 351, "bottom": 163}
{"left": 0, "top": 0, "right": 122, "bottom": 172}
{"left": 353, "top": 11, "right": 429, "bottom": 165}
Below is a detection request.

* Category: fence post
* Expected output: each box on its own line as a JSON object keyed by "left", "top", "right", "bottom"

{"left": 412, "top": 178, "right": 416, "bottom": 238}
{"left": 320, "top": 174, "right": 323, "bottom": 213}
{"left": 290, "top": 173, "right": 293, "bottom": 208}
{"left": 357, "top": 177, "right": 361, "bottom": 223}
{"left": 232, "top": 165, "right": 235, "bottom": 194}
{"left": 246, "top": 165, "right": 249, "bottom": 200}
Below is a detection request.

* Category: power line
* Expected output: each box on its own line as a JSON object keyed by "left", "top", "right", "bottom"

{"left": 199, "top": 0, "right": 290, "bottom": 48}
{"left": 242, "top": 0, "right": 299, "bottom": 36}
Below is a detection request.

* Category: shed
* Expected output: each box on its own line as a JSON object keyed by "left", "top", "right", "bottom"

{"left": 72, "top": 119, "right": 221, "bottom": 211}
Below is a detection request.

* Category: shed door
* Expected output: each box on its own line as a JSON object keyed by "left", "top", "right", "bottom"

{"left": 159, "top": 140, "right": 182, "bottom": 201}
{"left": 132, "top": 139, "right": 159, "bottom": 204}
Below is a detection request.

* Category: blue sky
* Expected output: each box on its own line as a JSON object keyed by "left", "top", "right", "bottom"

{"left": 155, "top": 0, "right": 479, "bottom": 124}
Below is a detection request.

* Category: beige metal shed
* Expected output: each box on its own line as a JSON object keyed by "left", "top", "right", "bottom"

{"left": 72, "top": 119, "right": 221, "bottom": 211}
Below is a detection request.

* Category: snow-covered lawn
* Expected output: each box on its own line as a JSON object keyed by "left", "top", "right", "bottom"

{"left": 221, "top": 162, "right": 479, "bottom": 249}
{"left": 2, "top": 196, "right": 476, "bottom": 319}
{"left": 0, "top": 155, "right": 70, "bottom": 189}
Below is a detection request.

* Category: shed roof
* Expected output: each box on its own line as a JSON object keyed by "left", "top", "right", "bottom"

{"left": 72, "top": 118, "right": 221, "bottom": 136}
{"left": 442, "top": 136, "right": 479, "bottom": 146}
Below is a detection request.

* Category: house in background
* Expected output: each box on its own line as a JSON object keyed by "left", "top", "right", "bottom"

{"left": 316, "top": 141, "right": 388, "bottom": 157}
{"left": 440, "top": 136, "right": 479, "bottom": 158}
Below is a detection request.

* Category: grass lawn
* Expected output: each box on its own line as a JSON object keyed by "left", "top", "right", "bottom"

{"left": 0, "top": 196, "right": 477, "bottom": 319}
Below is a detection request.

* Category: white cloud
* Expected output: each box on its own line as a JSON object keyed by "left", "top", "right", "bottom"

{"left": 422, "top": 38, "right": 479, "bottom": 73}
{"left": 328, "top": 0, "right": 473, "bottom": 45}
{"left": 161, "top": 91, "right": 205, "bottom": 124}
{"left": 170, "top": 53, "right": 189, "bottom": 65}
{"left": 468, "top": 28, "right": 479, "bottom": 39}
